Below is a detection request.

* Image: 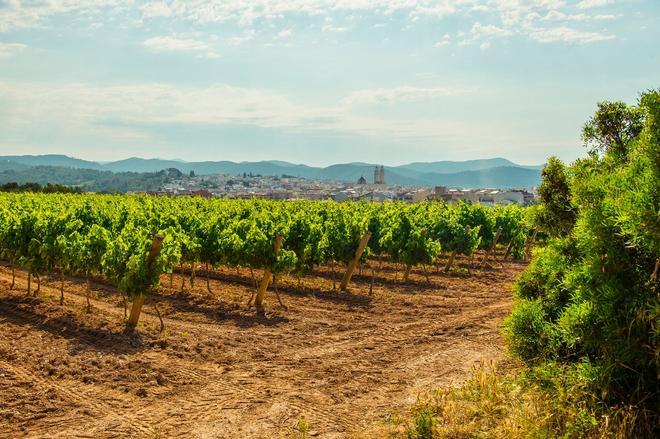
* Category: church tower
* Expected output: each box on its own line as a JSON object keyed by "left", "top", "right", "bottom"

{"left": 374, "top": 165, "right": 385, "bottom": 184}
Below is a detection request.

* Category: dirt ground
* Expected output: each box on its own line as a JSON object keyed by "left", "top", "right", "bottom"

{"left": 0, "top": 252, "right": 526, "bottom": 438}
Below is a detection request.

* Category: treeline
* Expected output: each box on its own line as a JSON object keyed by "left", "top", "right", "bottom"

{"left": 0, "top": 165, "right": 175, "bottom": 193}
{"left": 0, "top": 182, "right": 83, "bottom": 194}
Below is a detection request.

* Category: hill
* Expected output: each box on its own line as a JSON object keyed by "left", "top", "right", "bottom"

{"left": 0, "top": 154, "right": 103, "bottom": 170}
{"left": 0, "top": 166, "right": 170, "bottom": 193}
{"left": 0, "top": 155, "right": 543, "bottom": 188}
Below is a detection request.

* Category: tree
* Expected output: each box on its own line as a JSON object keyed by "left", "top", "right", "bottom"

{"left": 582, "top": 100, "right": 644, "bottom": 162}
{"left": 534, "top": 156, "right": 576, "bottom": 237}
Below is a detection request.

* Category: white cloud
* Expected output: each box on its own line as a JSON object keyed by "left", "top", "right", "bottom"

{"left": 344, "top": 86, "right": 474, "bottom": 105}
{"left": 529, "top": 26, "right": 615, "bottom": 43}
{"left": 0, "top": 0, "right": 622, "bottom": 48}
{"left": 143, "top": 36, "right": 219, "bottom": 58}
{"left": 0, "top": 1, "right": 474, "bottom": 32}
{"left": 0, "top": 42, "right": 27, "bottom": 59}
{"left": 0, "top": 81, "right": 477, "bottom": 145}
{"left": 228, "top": 29, "right": 256, "bottom": 45}
{"left": 472, "top": 22, "right": 512, "bottom": 38}
{"left": 460, "top": 21, "right": 512, "bottom": 46}
{"left": 140, "top": 1, "right": 173, "bottom": 18}
{"left": 0, "top": 0, "right": 132, "bottom": 32}
{"left": 274, "top": 29, "right": 293, "bottom": 40}
{"left": 322, "top": 24, "right": 350, "bottom": 33}
{"left": 593, "top": 14, "right": 619, "bottom": 20}
{"left": 577, "top": 0, "right": 616, "bottom": 9}
{"left": 434, "top": 33, "right": 451, "bottom": 47}
{"left": 196, "top": 52, "right": 221, "bottom": 59}
{"left": 541, "top": 11, "right": 587, "bottom": 21}
{"left": 541, "top": 10, "right": 619, "bottom": 21}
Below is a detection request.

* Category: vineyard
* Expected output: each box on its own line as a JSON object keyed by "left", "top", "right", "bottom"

{"left": 0, "top": 193, "right": 534, "bottom": 437}
{"left": 0, "top": 194, "right": 533, "bottom": 327}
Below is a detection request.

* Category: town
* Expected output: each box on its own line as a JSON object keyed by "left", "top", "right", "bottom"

{"left": 152, "top": 165, "right": 536, "bottom": 206}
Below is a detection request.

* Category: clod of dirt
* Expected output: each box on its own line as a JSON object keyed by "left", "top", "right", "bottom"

{"left": 136, "top": 388, "right": 148, "bottom": 398}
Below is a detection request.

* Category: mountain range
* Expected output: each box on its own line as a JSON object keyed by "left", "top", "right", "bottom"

{"left": 0, "top": 155, "right": 543, "bottom": 189}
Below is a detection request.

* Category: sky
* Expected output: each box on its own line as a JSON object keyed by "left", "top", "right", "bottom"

{"left": 0, "top": 0, "right": 658, "bottom": 167}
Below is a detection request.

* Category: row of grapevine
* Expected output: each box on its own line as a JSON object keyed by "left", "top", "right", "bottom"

{"left": 0, "top": 194, "right": 532, "bottom": 324}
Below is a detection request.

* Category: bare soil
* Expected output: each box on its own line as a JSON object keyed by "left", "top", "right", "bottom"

{"left": 0, "top": 252, "right": 525, "bottom": 438}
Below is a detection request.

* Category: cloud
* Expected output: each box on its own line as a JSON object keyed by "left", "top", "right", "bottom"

{"left": 274, "top": 29, "right": 293, "bottom": 40}
{"left": 529, "top": 26, "right": 615, "bottom": 43}
{"left": 472, "top": 22, "right": 512, "bottom": 38}
{"left": 434, "top": 33, "right": 451, "bottom": 48}
{"left": 196, "top": 52, "right": 221, "bottom": 59}
{"left": 0, "top": 81, "right": 478, "bottom": 146}
{"left": 594, "top": 14, "right": 619, "bottom": 20}
{"left": 228, "top": 29, "right": 256, "bottom": 45}
{"left": 0, "top": 1, "right": 470, "bottom": 32}
{"left": 577, "top": 0, "right": 617, "bottom": 9}
{"left": 322, "top": 24, "right": 350, "bottom": 33}
{"left": 140, "top": 1, "right": 173, "bottom": 18}
{"left": 0, "top": 0, "right": 132, "bottom": 32}
{"left": 344, "top": 86, "right": 474, "bottom": 106}
{"left": 0, "top": 42, "right": 27, "bottom": 59}
{"left": 143, "top": 36, "right": 219, "bottom": 58}
{"left": 0, "top": 1, "right": 622, "bottom": 48}
{"left": 541, "top": 10, "right": 619, "bottom": 21}
{"left": 460, "top": 21, "right": 512, "bottom": 46}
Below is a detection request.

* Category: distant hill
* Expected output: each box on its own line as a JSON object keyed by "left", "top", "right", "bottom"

{"left": 418, "top": 166, "right": 542, "bottom": 188}
{"left": 0, "top": 160, "right": 31, "bottom": 172}
{"left": 396, "top": 158, "right": 519, "bottom": 174}
{"left": 0, "top": 154, "right": 103, "bottom": 170}
{"left": 0, "top": 165, "right": 170, "bottom": 193}
{"left": 0, "top": 155, "right": 543, "bottom": 188}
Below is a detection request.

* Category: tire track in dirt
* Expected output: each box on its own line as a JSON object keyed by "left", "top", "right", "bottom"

{"left": 0, "top": 359, "right": 154, "bottom": 437}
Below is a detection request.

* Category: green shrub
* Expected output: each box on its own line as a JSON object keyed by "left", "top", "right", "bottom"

{"left": 505, "top": 299, "right": 560, "bottom": 362}
{"left": 505, "top": 89, "right": 659, "bottom": 436}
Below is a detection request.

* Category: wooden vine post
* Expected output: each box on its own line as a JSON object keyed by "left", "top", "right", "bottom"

{"left": 502, "top": 242, "right": 513, "bottom": 261}
{"left": 127, "top": 234, "right": 164, "bottom": 328}
{"left": 254, "top": 235, "right": 283, "bottom": 314}
{"left": 524, "top": 226, "right": 540, "bottom": 261}
{"left": 480, "top": 227, "right": 502, "bottom": 268}
{"left": 403, "top": 264, "right": 413, "bottom": 282}
{"left": 340, "top": 231, "right": 372, "bottom": 291}
{"left": 444, "top": 249, "right": 457, "bottom": 273}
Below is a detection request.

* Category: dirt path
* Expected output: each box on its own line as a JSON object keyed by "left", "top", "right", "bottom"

{"left": 0, "top": 253, "right": 525, "bottom": 438}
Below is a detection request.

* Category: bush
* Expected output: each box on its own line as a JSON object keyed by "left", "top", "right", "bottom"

{"left": 504, "top": 89, "right": 659, "bottom": 436}
{"left": 505, "top": 299, "right": 560, "bottom": 362}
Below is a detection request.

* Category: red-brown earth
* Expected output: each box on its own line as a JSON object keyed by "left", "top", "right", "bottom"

{"left": 0, "top": 251, "right": 525, "bottom": 438}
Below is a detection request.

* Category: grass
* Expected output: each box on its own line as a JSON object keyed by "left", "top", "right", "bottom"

{"left": 284, "top": 416, "right": 311, "bottom": 439}
{"left": 360, "top": 361, "right": 642, "bottom": 439}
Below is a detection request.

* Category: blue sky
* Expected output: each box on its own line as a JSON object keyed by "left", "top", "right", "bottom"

{"left": 0, "top": 0, "right": 658, "bottom": 166}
